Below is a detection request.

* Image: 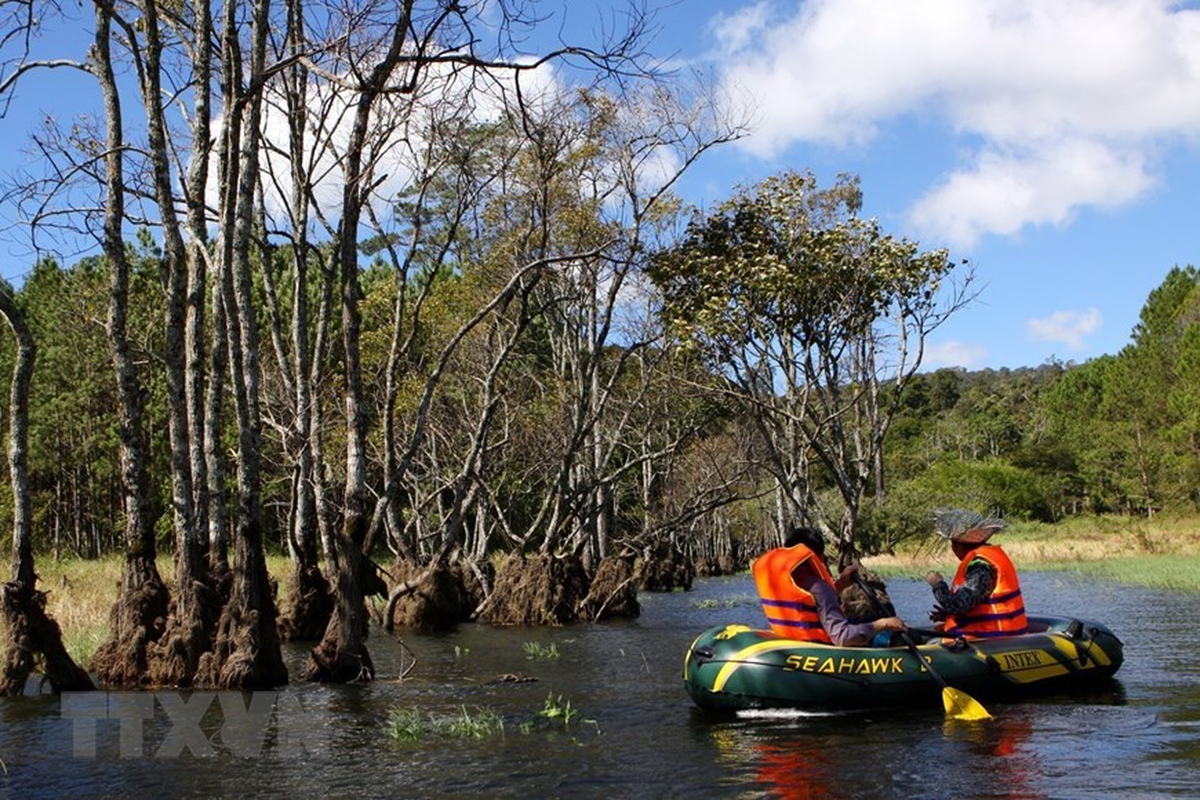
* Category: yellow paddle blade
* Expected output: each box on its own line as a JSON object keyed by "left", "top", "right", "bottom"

{"left": 943, "top": 687, "right": 991, "bottom": 721}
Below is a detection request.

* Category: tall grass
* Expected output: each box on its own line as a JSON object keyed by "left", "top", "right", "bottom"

{"left": 37, "top": 556, "right": 125, "bottom": 666}
{"left": 1034, "top": 554, "right": 1200, "bottom": 592}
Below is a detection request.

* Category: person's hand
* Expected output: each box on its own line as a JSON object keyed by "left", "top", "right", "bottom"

{"left": 925, "top": 570, "right": 944, "bottom": 587}
{"left": 872, "top": 616, "right": 906, "bottom": 633}
{"left": 928, "top": 604, "right": 947, "bottom": 622}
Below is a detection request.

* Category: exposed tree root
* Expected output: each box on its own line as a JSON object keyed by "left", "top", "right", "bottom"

{"left": 305, "top": 543, "right": 375, "bottom": 684}
{"left": 476, "top": 553, "right": 589, "bottom": 626}
{"left": 146, "top": 575, "right": 225, "bottom": 687}
{"left": 278, "top": 562, "right": 333, "bottom": 642}
{"left": 194, "top": 527, "right": 288, "bottom": 689}
{"left": 578, "top": 556, "right": 640, "bottom": 621}
{"left": 382, "top": 560, "right": 472, "bottom": 632}
{"left": 305, "top": 616, "right": 375, "bottom": 683}
{"left": 195, "top": 598, "right": 288, "bottom": 689}
{"left": 0, "top": 582, "right": 94, "bottom": 695}
{"left": 89, "top": 556, "right": 169, "bottom": 687}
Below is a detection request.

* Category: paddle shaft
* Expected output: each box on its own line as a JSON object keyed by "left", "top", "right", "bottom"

{"left": 851, "top": 571, "right": 991, "bottom": 720}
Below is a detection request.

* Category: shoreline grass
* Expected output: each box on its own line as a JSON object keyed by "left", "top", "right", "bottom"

{"left": 864, "top": 512, "right": 1200, "bottom": 592}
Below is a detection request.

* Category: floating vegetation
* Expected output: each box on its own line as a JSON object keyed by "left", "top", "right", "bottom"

{"left": 387, "top": 705, "right": 505, "bottom": 741}
{"left": 387, "top": 695, "right": 600, "bottom": 743}
{"left": 536, "top": 693, "right": 579, "bottom": 726}
{"left": 522, "top": 641, "right": 560, "bottom": 661}
{"left": 690, "top": 594, "right": 758, "bottom": 610}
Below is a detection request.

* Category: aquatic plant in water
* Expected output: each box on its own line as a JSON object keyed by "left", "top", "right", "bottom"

{"left": 522, "top": 641, "right": 560, "bottom": 661}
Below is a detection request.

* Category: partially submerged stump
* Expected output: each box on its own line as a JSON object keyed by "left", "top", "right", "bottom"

{"left": 478, "top": 553, "right": 589, "bottom": 626}
{"left": 278, "top": 563, "right": 333, "bottom": 642}
{"left": 0, "top": 582, "right": 94, "bottom": 695}
{"left": 637, "top": 546, "right": 695, "bottom": 592}
{"left": 386, "top": 559, "right": 472, "bottom": 632}
{"left": 578, "top": 556, "right": 639, "bottom": 621}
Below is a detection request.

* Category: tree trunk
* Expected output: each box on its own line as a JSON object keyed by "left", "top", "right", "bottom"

{"left": 307, "top": 2, "right": 414, "bottom": 683}
{"left": 0, "top": 289, "right": 94, "bottom": 695}
{"left": 89, "top": 3, "right": 169, "bottom": 686}
{"left": 195, "top": 0, "right": 286, "bottom": 689}
{"left": 137, "top": 0, "right": 218, "bottom": 688}
{"left": 275, "top": 0, "right": 332, "bottom": 641}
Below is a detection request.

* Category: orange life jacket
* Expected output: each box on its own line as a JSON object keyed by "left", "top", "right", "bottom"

{"left": 944, "top": 544, "right": 1028, "bottom": 639}
{"left": 751, "top": 545, "right": 835, "bottom": 643}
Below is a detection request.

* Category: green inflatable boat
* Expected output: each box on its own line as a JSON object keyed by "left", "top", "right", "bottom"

{"left": 684, "top": 615, "right": 1123, "bottom": 713}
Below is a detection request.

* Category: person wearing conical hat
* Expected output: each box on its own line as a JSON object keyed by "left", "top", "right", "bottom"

{"left": 925, "top": 510, "right": 1029, "bottom": 639}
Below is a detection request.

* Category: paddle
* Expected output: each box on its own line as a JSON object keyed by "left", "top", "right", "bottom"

{"left": 851, "top": 572, "right": 991, "bottom": 722}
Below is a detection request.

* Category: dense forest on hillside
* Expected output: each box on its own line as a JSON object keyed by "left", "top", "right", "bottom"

{"left": 0, "top": 0, "right": 1197, "bottom": 693}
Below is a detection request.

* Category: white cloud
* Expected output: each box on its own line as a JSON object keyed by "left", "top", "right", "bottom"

{"left": 923, "top": 340, "right": 989, "bottom": 369}
{"left": 708, "top": 0, "right": 1200, "bottom": 247}
{"left": 908, "top": 139, "right": 1155, "bottom": 249}
{"left": 1026, "top": 307, "right": 1102, "bottom": 351}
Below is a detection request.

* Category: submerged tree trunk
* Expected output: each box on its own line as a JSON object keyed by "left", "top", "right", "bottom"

{"left": 0, "top": 289, "right": 94, "bottom": 695}
{"left": 88, "top": 4, "right": 169, "bottom": 686}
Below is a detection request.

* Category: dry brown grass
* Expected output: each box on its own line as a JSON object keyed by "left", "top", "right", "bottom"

{"left": 866, "top": 512, "right": 1200, "bottom": 574}
{"left": 37, "top": 556, "right": 127, "bottom": 666}
{"left": 864, "top": 513, "right": 1200, "bottom": 593}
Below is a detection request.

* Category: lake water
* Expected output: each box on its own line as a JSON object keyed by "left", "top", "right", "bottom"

{"left": 1, "top": 572, "right": 1198, "bottom": 797}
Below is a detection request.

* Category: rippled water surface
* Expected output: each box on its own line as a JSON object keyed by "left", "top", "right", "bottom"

{"left": 2, "top": 572, "right": 1198, "bottom": 797}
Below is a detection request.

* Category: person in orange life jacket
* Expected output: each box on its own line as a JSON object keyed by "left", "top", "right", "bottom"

{"left": 752, "top": 525, "right": 906, "bottom": 645}
{"left": 925, "top": 509, "right": 1029, "bottom": 639}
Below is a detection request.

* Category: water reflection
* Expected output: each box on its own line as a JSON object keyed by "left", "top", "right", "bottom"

{"left": 943, "top": 717, "right": 1038, "bottom": 798}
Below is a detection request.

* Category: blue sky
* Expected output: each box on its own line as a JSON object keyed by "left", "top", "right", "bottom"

{"left": 637, "top": 0, "right": 1200, "bottom": 371}
{"left": 4, "top": 0, "right": 1200, "bottom": 371}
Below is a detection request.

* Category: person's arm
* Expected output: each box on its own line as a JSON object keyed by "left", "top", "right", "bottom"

{"left": 926, "top": 559, "right": 997, "bottom": 616}
{"left": 808, "top": 581, "right": 897, "bottom": 646}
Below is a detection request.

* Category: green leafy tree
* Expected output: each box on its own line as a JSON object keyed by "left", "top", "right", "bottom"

{"left": 652, "top": 170, "right": 970, "bottom": 563}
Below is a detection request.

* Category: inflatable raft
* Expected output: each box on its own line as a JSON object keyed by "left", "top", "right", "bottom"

{"left": 684, "top": 615, "right": 1123, "bottom": 713}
